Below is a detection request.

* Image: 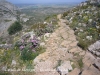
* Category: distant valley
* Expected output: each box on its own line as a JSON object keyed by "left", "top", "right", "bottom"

{"left": 16, "top": 4, "right": 76, "bottom": 24}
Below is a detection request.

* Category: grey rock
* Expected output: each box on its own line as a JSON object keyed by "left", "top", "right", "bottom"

{"left": 11, "top": 60, "right": 16, "bottom": 66}
{"left": 78, "top": 23, "right": 82, "bottom": 26}
{"left": 57, "top": 61, "right": 72, "bottom": 75}
{"left": 0, "top": 44, "right": 12, "bottom": 49}
{"left": 94, "top": 58, "right": 100, "bottom": 70}
{"left": 82, "top": 23, "right": 87, "bottom": 27}
{"left": 96, "top": 51, "right": 100, "bottom": 56}
{"left": 2, "top": 65, "right": 7, "bottom": 71}
{"left": 88, "top": 19, "right": 92, "bottom": 23}
{"left": 96, "top": 26, "right": 100, "bottom": 29}
{"left": 80, "top": 29, "right": 84, "bottom": 32}
{"left": 22, "top": 31, "right": 36, "bottom": 40}
{"left": 40, "top": 42, "right": 45, "bottom": 46}
{"left": 21, "top": 33, "right": 30, "bottom": 40}
{"left": 88, "top": 40, "right": 100, "bottom": 57}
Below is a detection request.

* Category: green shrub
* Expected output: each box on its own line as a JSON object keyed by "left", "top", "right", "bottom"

{"left": 63, "top": 12, "right": 69, "bottom": 17}
{"left": 33, "top": 23, "right": 55, "bottom": 36}
{"left": 8, "top": 21, "right": 22, "bottom": 35}
{"left": 97, "top": 4, "right": 100, "bottom": 7}
{"left": 21, "top": 47, "right": 38, "bottom": 61}
{"left": 72, "top": 63, "right": 76, "bottom": 69}
{"left": 78, "top": 58, "right": 83, "bottom": 69}
{"left": 36, "top": 46, "right": 46, "bottom": 54}
{"left": 1, "top": 50, "right": 12, "bottom": 64}
{"left": 80, "top": 5, "right": 88, "bottom": 9}
{"left": 77, "top": 39, "right": 88, "bottom": 50}
{"left": 83, "top": 16, "right": 89, "bottom": 23}
{"left": 20, "top": 45, "right": 45, "bottom": 62}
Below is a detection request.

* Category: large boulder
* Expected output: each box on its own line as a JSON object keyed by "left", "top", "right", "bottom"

{"left": 88, "top": 40, "right": 100, "bottom": 57}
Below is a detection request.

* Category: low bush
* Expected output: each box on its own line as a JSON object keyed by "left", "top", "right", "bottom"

{"left": 21, "top": 47, "right": 38, "bottom": 61}
{"left": 77, "top": 39, "right": 88, "bottom": 50}
{"left": 8, "top": 21, "right": 22, "bottom": 35}
{"left": 18, "top": 36, "right": 45, "bottom": 61}
{"left": 33, "top": 23, "right": 55, "bottom": 36}
{"left": 63, "top": 11, "right": 69, "bottom": 17}
{"left": 78, "top": 58, "right": 83, "bottom": 69}
{"left": 1, "top": 50, "right": 12, "bottom": 64}
{"left": 20, "top": 45, "right": 45, "bottom": 61}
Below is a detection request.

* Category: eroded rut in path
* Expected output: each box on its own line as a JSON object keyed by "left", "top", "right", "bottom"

{"left": 33, "top": 14, "right": 100, "bottom": 75}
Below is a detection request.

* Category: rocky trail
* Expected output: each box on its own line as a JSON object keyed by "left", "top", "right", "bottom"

{"left": 33, "top": 14, "right": 100, "bottom": 75}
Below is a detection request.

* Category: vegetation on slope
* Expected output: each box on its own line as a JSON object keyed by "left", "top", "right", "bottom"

{"left": 7, "top": 21, "right": 22, "bottom": 35}
{"left": 62, "top": 1, "right": 100, "bottom": 49}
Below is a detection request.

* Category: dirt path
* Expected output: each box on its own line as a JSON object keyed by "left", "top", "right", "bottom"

{"left": 33, "top": 14, "right": 86, "bottom": 75}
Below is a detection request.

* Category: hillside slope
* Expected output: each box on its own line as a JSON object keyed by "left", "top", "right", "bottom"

{"left": 62, "top": 0, "right": 100, "bottom": 57}
{"left": 0, "top": 0, "right": 100, "bottom": 75}
{"left": 0, "top": 0, "right": 19, "bottom": 37}
{"left": 33, "top": 0, "right": 100, "bottom": 75}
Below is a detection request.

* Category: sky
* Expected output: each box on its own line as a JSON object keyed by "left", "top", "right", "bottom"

{"left": 6, "top": 0, "right": 86, "bottom": 4}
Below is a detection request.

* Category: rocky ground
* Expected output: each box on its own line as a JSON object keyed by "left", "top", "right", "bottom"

{"left": 33, "top": 14, "right": 100, "bottom": 75}
{"left": 0, "top": 0, "right": 100, "bottom": 75}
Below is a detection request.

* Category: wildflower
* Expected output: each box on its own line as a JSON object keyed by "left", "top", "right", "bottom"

{"left": 31, "top": 39, "right": 37, "bottom": 43}
{"left": 21, "top": 39, "right": 24, "bottom": 43}
{"left": 30, "top": 45, "right": 33, "bottom": 49}
{"left": 20, "top": 46, "right": 24, "bottom": 50}
{"left": 31, "top": 40, "right": 38, "bottom": 47}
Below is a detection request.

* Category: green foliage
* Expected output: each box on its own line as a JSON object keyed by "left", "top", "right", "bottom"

{"left": 36, "top": 46, "right": 46, "bottom": 54}
{"left": 45, "top": 14, "right": 58, "bottom": 23}
{"left": 33, "top": 23, "right": 55, "bottom": 36}
{"left": 76, "top": 12, "right": 80, "bottom": 16}
{"left": 63, "top": 11, "right": 69, "bottom": 17}
{"left": 66, "top": 2, "right": 100, "bottom": 50}
{"left": 97, "top": 4, "right": 100, "bottom": 7}
{"left": 78, "top": 58, "right": 83, "bottom": 69}
{"left": 80, "top": 5, "right": 88, "bottom": 9}
{"left": 72, "top": 64, "right": 76, "bottom": 69}
{"left": 0, "top": 71, "right": 11, "bottom": 75}
{"left": 0, "top": 50, "right": 12, "bottom": 64}
{"left": 8, "top": 21, "right": 22, "bottom": 35}
{"left": 54, "top": 60, "right": 62, "bottom": 69}
{"left": 4, "top": 19, "right": 12, "bottom": 22}
{"left": 21, "top": 47, "right": 37, "bottom": 61}
{"left": 26, "top": 61, "right": 34, "bottom": 69}
{"left": 77, "top": 39, "right": 88, "bottom": 50}
{"left": 83, "top": 16, "right": 89, "bottom": 23}
{"left": 21, "top": 46, "right": 45, "bottom": 62}
{"left": 70, "top": 21, "right": 78, "bottom": 29}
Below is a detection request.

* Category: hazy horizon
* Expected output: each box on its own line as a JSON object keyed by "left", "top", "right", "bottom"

{"left": 6, "top": 0, "right": 86, "bottom": 4}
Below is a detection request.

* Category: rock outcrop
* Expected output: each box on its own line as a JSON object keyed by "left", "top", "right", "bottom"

{"left": 0, "top": 0, "right": 19, "bottom": 36}
{"left": 88, "top": 40, "right": 100, "bottom": 57}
